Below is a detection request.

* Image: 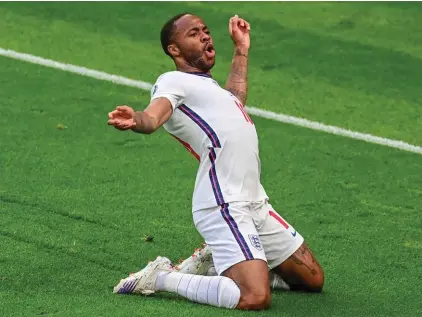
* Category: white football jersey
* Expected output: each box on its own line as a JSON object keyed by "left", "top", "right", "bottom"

{"left": 150, "top": 71, "right": 268, "bottom": 211}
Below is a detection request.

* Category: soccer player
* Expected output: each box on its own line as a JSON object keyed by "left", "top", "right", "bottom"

{"left": 108, "top": 13, "right": 324, "bottom": 310}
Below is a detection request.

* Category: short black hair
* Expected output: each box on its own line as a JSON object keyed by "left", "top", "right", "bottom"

{"left": 160, "top": 12, "right": 192, "bottom": 57}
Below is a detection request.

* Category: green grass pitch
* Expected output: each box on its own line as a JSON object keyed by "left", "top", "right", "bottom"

{"left": 0, "top": 2, "right": 421, "bottom": 317}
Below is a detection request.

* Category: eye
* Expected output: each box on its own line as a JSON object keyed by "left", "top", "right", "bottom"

{"left": 189, "top": 32, "right": 197, "bottom": 37}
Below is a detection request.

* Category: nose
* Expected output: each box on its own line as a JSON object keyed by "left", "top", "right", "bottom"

{"left": 201, "top": 32, "right": 210, "bottom": 43}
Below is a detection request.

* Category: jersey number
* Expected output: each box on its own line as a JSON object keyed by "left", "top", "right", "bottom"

{"left": 234, "top": 100, "right": 254, "bottom": 124}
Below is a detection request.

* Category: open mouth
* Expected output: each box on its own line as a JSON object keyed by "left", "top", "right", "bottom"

{"left": 204, "top": 43, "right": 215, "bottom": 58}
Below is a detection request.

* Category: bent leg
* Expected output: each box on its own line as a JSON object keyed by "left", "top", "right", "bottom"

{"left": 272, "top": 242, "right": 324, "bottom": 292}
{"left": 254, "top": 201, "right": 324, "bottom": 292}
{"left": 193, "top": 202, "right": 273, "bottom": 310}
{"left": 155, "top": 270, "right": 242, "bottom": 308}
{"left": 114, "top": 256, "right": 243, "bottom": 309}
{"left": 223, "top": 259, "right": 271, "bottom": 310}
{"left": 154, "top": 258, "right": 271, "bottom": 310}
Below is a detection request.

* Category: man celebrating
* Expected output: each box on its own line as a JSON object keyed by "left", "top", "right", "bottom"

{"left": 108, "top": 13, "right": 324, "bottom": 310}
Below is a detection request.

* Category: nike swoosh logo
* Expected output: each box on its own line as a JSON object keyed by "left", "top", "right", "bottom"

{"left": 291, "top": 230, "right": 297, "bottom": 237}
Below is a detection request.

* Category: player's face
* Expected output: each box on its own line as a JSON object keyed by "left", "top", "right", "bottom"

{"left": 173, "top": 15, "right": 215, "bottom": 71}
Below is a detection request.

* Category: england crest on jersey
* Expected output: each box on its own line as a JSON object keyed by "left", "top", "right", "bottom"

{"left": 248, "top": 234, "right": 262, "bottom": 250}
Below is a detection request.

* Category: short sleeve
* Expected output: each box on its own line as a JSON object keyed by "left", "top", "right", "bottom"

{"left": 150, "top": 72, "right": 186, "bottom": 110}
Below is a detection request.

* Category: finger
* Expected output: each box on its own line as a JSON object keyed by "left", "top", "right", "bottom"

{"left": 108, "top": 111, "right": 119, "bottom": 119}
{"left": 238, "top": 18, "right": 245, "bottom": 28}
{"left": 108, "top": 118, "right": 127, "bottom": 126}
{"left": 245, "top": 21, "right": 251, "bottom": 31}
{"left": 109, "top": 109, "right": 123, "bottom": 118}
{"left": 241, "top": 18, "right": 250, "bottom": 30}
{"left": 231, "top": 16, "right": 239, "bottom": 33}
{"left": 229, "top": 15, "right": 238, "bottom": 34}
{"left": 118, "top": 120, "right": 136, "bottom": 129}
{"left": 116, "top": 122, "right": 135, "bottom": 130}
{"left": 233, "top": 15, "right": 239, "bottom": 26}
{"left": 116, "top": 105, "right": 132, "bottom": 113}
{"left": 107, "top": 119, "right": 117, "bottom": 125}
{"left": 119, "top": 122, "right": 131, "bottom": 129}
{"left": 114, "top": 123, "right": 128, "bottom": 130}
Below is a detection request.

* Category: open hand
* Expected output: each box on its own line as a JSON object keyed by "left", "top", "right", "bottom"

{"left": 229, "top": 14, "right": 251, "bottom": 50}
{"left": 107, "top": 105, "right": 136, "bottom": 130}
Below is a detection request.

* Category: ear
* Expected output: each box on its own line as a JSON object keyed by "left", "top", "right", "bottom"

{"left": 168, "top": 44, "right": 181, "bottom": 58}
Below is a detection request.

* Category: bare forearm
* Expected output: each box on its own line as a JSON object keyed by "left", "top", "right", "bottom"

{"left": 131, "top": 111, "right": 158, "bottom": 134}
{"left": 225, "top": 46, "right": 249, "bottom": 105}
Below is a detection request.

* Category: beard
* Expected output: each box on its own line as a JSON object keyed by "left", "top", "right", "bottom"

{"left": 184, "top": 50, "right": 215, "bottom": 71}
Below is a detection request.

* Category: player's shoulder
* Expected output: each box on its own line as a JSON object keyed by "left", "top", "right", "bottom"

{"left": 150, "top": 71, "right": 189, "bottom": 99}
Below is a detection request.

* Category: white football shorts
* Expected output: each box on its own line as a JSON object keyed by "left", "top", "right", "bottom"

{"left": 193, "top": 200, "right": 304, "bottom": 275}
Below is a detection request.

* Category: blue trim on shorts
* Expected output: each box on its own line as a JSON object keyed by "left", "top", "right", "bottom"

{"left": 220, "top": 203, "right": 254, "bottom": 261}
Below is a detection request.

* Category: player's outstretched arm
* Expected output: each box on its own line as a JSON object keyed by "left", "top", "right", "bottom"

{"left": 225, "top": 15, "right": 251, "bottom": 106}
{"left": 107, "top": 97, "right": 173, "bottom": 134}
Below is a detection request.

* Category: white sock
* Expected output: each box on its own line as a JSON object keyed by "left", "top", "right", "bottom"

{"left": 205, "top": 265, "right": 290, "bottom": 291}
{"left": 156, "top": 272, "right": 240, "bottom": 309}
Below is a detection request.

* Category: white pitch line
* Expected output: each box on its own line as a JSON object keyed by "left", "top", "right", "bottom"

{"left": 246, "top": 107, "right": 422, "bottom": 155}
{"left": 1, "top": 47, "right": 421, "bottom": 155}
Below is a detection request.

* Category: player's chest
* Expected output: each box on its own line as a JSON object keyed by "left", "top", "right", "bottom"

{"left": 185, "top": 79, "right": 233, "bottom": 105}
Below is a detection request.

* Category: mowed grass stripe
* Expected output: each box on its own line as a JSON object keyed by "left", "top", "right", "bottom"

{"left": 0, "top": 2, "right": 420, "bottom": 145}
{"left": 185, "top": 1, "right": 422, "bottom": 59}
{"left": 1, "top": 47, "right": 421, "bottom": 156}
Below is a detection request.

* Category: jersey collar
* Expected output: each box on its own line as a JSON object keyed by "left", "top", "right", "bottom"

{"left": 185, "top": 71, "right": 213, "bottom": 78}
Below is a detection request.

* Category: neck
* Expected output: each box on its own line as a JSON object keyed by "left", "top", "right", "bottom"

{"left": 175, "top": 61, "right": 211, "bottom": 76}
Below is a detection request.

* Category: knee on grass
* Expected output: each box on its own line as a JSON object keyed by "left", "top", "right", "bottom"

{"left": 239, "top": 290, "right": 271, "bottom": 310}
{"left": 305, "top": 267, "right": 324, "bottom": 293}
